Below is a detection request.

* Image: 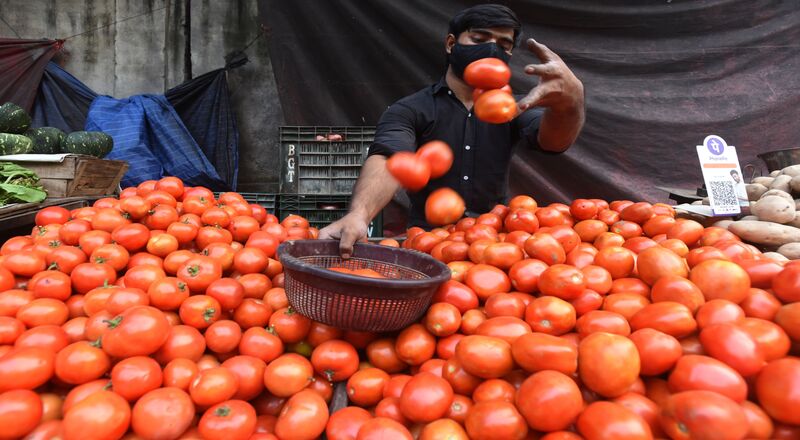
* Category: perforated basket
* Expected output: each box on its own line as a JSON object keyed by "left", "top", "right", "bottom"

{"left": 277, "top": 240, "right": 451, "bottom": 332}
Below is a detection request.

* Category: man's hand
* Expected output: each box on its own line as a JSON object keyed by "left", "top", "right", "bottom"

{"left": 318, "top": 212, "right": 369, "bottom": 259}
{"left": 517, "top": 38, "right": 584, "bottom": 113}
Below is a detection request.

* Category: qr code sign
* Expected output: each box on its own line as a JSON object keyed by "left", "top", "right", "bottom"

{"left": 708, "top": 180, "right": 739, "bottom": 213}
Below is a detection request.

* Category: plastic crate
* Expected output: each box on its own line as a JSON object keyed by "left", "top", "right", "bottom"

{"left": 214, "top": 192, "right": 277, "bottom": 214}
{"left": 278, "top": 194, "right": 383, "bottom": 238}
{"left": 279, "top": 126, "right": 376, "bottom": 194}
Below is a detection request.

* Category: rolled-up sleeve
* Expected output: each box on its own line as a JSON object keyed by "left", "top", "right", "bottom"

{"left": 368, "top": 102, "right": 418, "bottom": 157}
{"left": 515, "top": 107, "right": 544, "bottom": 150}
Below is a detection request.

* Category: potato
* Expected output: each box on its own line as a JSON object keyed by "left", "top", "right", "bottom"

{"left": 713, "top": 220, "right": 734, "bottom": 230}
{"left": 769, "top": 175, "right": 793, "bottom": 193}
{"left": 752, "top": 196, "right": 796, "bottom": 223}
{"left": 764, "top": 251, "right": 790, "bottom": 262}
{"left": 777, "top": 243, "right": 800, "bottom": 260}
{"left": 781, "top": 165, "right": 800, "bottom": 177}
{"left": 739, "top": 215, "right": 759, "bottom": 221}
{"left": 728, "top": 220, "right": 800, "bottom": 246}
{"left": 796, "top": 199, "right": 800, "bottom": 211}
{"left": 789, "top": 212, "right": 800, "bottom": 228}
{"left": 770, "top": 170, "right": 782, "bottom": 178}
{"left": 791, "top": 175, "right": 800, "bottom": 194}
{"left": 759, "top": 189, "right": 794, "bottom": 202}
{"left": 746, "top": 183, "right": 768, "bottom": 201}
{"left": 752, "top": 176, "right": 774, "bottom": 187}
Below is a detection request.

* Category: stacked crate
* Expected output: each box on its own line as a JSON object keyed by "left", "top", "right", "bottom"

{"left": 278, "top": 126, "right": 382, "bottom": 237}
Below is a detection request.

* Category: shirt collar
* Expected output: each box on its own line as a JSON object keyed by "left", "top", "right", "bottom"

{"left": 432, "top": 76, "right": 450, "bottom": 95}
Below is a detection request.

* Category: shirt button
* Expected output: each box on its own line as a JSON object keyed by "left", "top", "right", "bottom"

{"left": 463, "top": 176, "right": 469, "bottom": 181}
{"left": 465, "top": 145, "right": 471, "bottom": 150}
{"left": 468, "top": 113, "right": 472, "bottom": 117}
{"left": 448, "top": 90, "right": 452, "bottom": 95}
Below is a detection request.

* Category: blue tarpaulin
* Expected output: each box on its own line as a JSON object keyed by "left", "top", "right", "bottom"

{"left": 86, "top": 94, "right": 229, "bottom": 190}
{"left": 32, "top": 62, "right": 97, "bottom": 133}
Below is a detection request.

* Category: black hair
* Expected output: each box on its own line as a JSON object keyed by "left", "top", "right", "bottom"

{"left": 730, "top": 170, "right": 739, "bottom": 175}
{"left": 448, "top": 4, "right": 522, "bottom": 47}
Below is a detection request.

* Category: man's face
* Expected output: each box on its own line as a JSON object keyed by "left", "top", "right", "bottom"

{"left": 732, "top": 173, "right": 741, "bottom": 183}
{"left": 446, "top": 27, "right": 515, "bottom": 56}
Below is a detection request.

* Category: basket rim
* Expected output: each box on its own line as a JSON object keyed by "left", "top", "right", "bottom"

{"left": 277, "top": 239, "right": 451, "bottom": 288}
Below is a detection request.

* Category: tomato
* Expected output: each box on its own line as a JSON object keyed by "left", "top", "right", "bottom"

{"left": 176, "top": 256, "right": 222, "bottom": 294}
{"left": 775, "top": 303, "right": 800, "bottom": 341}
{"left": 442, "top": 356, "right": 482, "bottom": 395}
{"left": 576, "top": 310, "right": 631, "bottom": 337}
{"left": 628, "top": 301, "right": 696, "bottom": 338}
{"left": 238, "top": 327, "right": 283, "bottom": 363}
{"left": 695, "top": 299, "right": 745, "bottom": 329}
{"left": 660, "top": 390, "right": 747, "bottom": 440}
{"left": 101, "top": 306, "right": 170, "bottom": 358}
{"left": 54, "top": 340, "right": 110, "bottom": 384}
{"left": 71, "top": 262, "right": 117, "bottom": 294}
{"left": 483, "top": 293, "right": 524, "bottom": 320}
{"left": 204, "top": 278, "right": 245, "bottom": 312}
{"left": 419, "top": 418, "right": 469, "bottom": 440}
{"left": 325, "top": 406, "right": 372, "bottom": 440}
{"left": 600, "top": 293, "right": 647, "bottom": 321}
{"left": 455, "top": 335, "right": 513, "bottom": 379}
{"left": 579, "top": 332, "right": 640, "bottom": 398}
{"left": 772, "top": 265, "right": 800, "bottom": 303}
{"left": 365, "top": 339, "right": 407, "bottom": 373}
{"left": 310, "top": 339, "right": 359, "bottom": 382}
{"left": 649, "top": 275, "right": 704, "bottom": 313}
{"left": 204, "top": 320, "right": 242, "bottom": 354}
{"left": 628, "top": 329, "right": 681, "bottom": 376}
{"left": 464, "top": 57, "right": 511, "bottom": 89}
{"left": 0, "top": 389, "right": 42, "bottom": 439}
{"left": 104, "top": 287, "right": 149, "bottom": 315}
{"left": 188, "top": 366, "right": 239, "bottom": 408}
{"left": 62, "top": 390, "right": 131, "bottom": 440}
{"left": 425, "top": 302, "right": 462, "bottom": 337}
{"left": 271, "top": 389, "right": 328, "bottom": 440}
{"left": 395, "top": 324, "right": 436, "bottom": 366}
{"left": 636, "top": 246, "right": 688, "bottom": 285}
{"left": 472, "top": 378, "right": 515, "bottom": 403}
{"left": 2, "top": 251, "right": 46, "bottom": 278}
{"left": 699, "top": 323, "right": 765, "bottom": 377}
{"left": 522, "top": 233, "right": 564, "bottom": 266}
{"left": 110, "top": 356, "right": 163, "bottom": 402}
{"left": 741, "top": 400, "right": 774, "bottom": 440}
{"left": 179, "top": 295, "right": 222, "bottom": 329}
{"left": 268, "top": 307, "right": 311, "bottom": 344}
{"left": 577, "top": 401, "right": 653, "bottom": 440}
{"left": 756, "top": 357, "right": 800, "bottom": 425}
{"left": 473, "top": 89, "right": 517, "bottom": 124}
{"left": 199, "top": 400, "right": 257, "bottom": 440}
{"left": 264, "top": 353, "right": 313, "bottom": 397}
{"left": 515, "top": 370, "right": 582, "bottom": 432}
{"left": 397, "top": 372, "right": 453, "bottom": 423}
{"left": 16, "top": 298, "right": 69, "bottom": 327}
{"left": 386, "top": 152, "right": 431, "bottom": 191}
{"left": 525, "top": 296, "right": 576, "bottom": 335}
{"left": 413, "top": 141, "right": 455, "bottom": 180}
{"left": 342, "top": 367, "right": 388, "bottom": 408}
{"left": 739, "top": 317, "right": 790, "bottom": 362}
{"left": 164, "top": 358, "right": 199, "bottom": 390}
{"left": 667, "top": 354, "right": 746, "bottom": 402}
{"left": 538, "top": 264, "right": 585, "bottom": 300}
{"left": 465, "top": 400, "right": 528, "bottom": 440}
{"left": 148, "top": 277, "right": 190, "bottom": 311}
{"left": 593, "top": 246, "right": 635, "bottom": 279}
{"left": 357, "top": 417, "right": 413, "bottom": 440}
{"left": 475, "top": 316, "right": 530, "bottom": 345}
{"left": 689, "top": 259, "right": 751, "bottom": 304}
{"left": 740, "top": 288, "right": 781, "bottom": 320}
{"left": 423, "top": 188, "right": 466, "bottom": 227}
{"left": 503, "top": 208, "right": 539, "bottom": 234}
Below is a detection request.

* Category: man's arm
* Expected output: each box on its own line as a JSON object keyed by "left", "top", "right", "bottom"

{"left": 319, "top": 102, "right": 417, "bottom": 257}
{"left": 516, "top": 38, "right": 585, "bottom": 152}
{"left": 318, "top": 155, "right": 400, "bottom": 258}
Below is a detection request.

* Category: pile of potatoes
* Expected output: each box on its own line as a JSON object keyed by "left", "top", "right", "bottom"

{"left": 716, "top": 164, "right": 800, "bottom": 260}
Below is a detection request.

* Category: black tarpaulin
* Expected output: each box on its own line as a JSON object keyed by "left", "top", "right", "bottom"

{"left": 166, "top": 68, "right": 240, "bottom": 190}
{"left": 0, "top": 39, "right": 61, "bottom": 111}
{"left": 260, "top": 0, "right": 800, "bottom": 204}
{"left": 32, "top": 62, "right": 97, "bottom": 133}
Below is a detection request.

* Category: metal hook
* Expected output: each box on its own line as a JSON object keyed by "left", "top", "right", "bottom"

{"left": 743, "top": 163, "right": 759, "bottom": 183}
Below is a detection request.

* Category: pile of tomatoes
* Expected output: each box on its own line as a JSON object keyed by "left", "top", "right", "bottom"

{"left": 1, "top": 178, "right": 799, "bottom": 440}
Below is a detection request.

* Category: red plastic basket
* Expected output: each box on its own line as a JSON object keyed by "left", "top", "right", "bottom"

{"left": 277, "top": 240, "right": 451, "bottom": 332}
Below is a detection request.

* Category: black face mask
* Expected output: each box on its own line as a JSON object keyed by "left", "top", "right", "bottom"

{"left": 448, "top": 42, "right": 511, "bottom": 79}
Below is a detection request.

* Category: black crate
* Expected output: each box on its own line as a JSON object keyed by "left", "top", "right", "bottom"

{"left": 214, "top": 192, "right": 277, "bottom": 214}
{"left": 278, "top": 194, "right": 383, "bottom": 238}
{"left": 279, "top": 126, "right": 375, "bottom": 195}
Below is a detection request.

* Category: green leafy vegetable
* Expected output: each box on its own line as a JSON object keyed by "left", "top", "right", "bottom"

{"left": 0, "top": 162, "right": 47, "bottom": 205}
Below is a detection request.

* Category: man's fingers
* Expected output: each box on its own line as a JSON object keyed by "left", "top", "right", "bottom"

{"left": 517, "top": 85, "right": 548, "bottom": 112}
{"left": 526, "top": 38, "right": 559, "bottom": 62}
{"left": 318, "top": 225, "right": 338, "bottom": 240}
{"left": 339, "top": 226, "right": 360, "bottom": 259}
{"left": 524, "top": 62, "right": 558, "bottom": 77}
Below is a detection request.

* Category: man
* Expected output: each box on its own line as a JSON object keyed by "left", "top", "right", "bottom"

{"left": 321, "top": 4, "right": 584, "bottom": 258}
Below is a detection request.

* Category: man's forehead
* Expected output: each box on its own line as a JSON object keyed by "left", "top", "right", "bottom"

{"left": 469, "top": 27, "right": 515, "bottom": 40}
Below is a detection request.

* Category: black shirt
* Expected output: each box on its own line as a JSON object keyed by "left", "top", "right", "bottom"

{"left": 368, "top": 77, "right": 544, "bottom": 227}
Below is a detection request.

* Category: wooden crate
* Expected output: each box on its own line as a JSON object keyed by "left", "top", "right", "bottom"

{"left": 14, "top": 155, "right": 129, "bottom": 197}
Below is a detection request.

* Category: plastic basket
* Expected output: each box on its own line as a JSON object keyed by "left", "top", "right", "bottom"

{"left": 279, "top": 126, "right": 375, "bottom": 194}
{"left": 278, "top": 240, "right": 451, "bottom": 332}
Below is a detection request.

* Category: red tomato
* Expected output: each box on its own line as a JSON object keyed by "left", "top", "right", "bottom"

{"left": 179, "top": 295, "right": 222, "bottom": 329}
{"left": 395, "top": 324, "right": 436, "bottom": 366}
{"left": 62, "top": 390, "right": 131, "bottom": 440}
{"left": 511, "top": 332, "right": 577, "bottom": 375}
{"left": 417, "top": 140, "right": 454, "bottom": 179}
{"left": 576, "top": 310, "right": 631, "bottom": 337}
{"left": 660, "top": 390, "right": 747, "bottom": 440}
{"left": 399, "top": 372, "right": 454, "bottom": 423}
{"left": 101, "top": 306, "right": 170, "bottom": 358}
{"left": 357, "top": 417, "right": 413, "bottom": 440}
{"left": 386, "top": 152, "right": 431, "bottom": 191}
{"left": 578, "top": 332, "right": 640, "bottom": 398}
{"left": 577, "top": 401, "right": 653, "bottom": 440}
{"left": 699, "top": 323, "right": 765, "bottom": 377}
{"left": 464, "top": 57, "right": 511, "bottom": 89}
{"left": 474, "top": 89, "right": 517, "bottom": 124}
{"left": 0, "top": 389, "right": 42, "bottom": 439}
{"left": 177, "top": 256, "right": 223, "bottom": 294}
{"left": 516, "top": 370, "right": 583, "bottom": 432}
{"left": 629, "top": 301, "right": 697, "bottom": 338}
{"left": 667, "top": 354, "right": 747, "bottom": 403}
{"left": 264, "top": 353, "right": 314, "bottom": 397}
{"left": 755, "top": 357, "right": 800, "bottom": 425}
{"left": 189, "top": 366, "right": 239, "bottom": 407}
{"left": 538, "top": 264, "right": 586, "bottom": 300}
{"left": 525, "top": 296, "right": 576, "bottom": 336}
{"left": 636, "top": 246, "right": 688, "bottom": 286}
{"left": 54, "top": 340, "right": 110, "bottom": 385}
{"left": 274, "top": 389, "right": 328, "bottom": 440}
{"left": 629, "top": 328, "right": 681, "bottom": 376}
{"left": 454, "top": 335, "right": 513, "bottom": 379}
{"left": 425, "top": 188, "right": 465, "bottom": 226}
{"left": 739, "top": 317, "right": 790, "bottom": 361}
{"left": 690, "top": 260, "right": 751, "bottom": 304}
{"left": 465, "top": 400, "right": 528, "bottom": 440}
{"left": 772, "top": 265, "right": 800, "bottom": 303}
{"left": 198, "top": 400, "right": 257, "bottom": 440}
{"left": 111, "top": 356, "right": 163, "bottom": 402}
{"left": 326, "top": 406, "right": 372, "bottom": 440}
{"left": 310, "top": 339, "right": 359, "bottom": 382}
